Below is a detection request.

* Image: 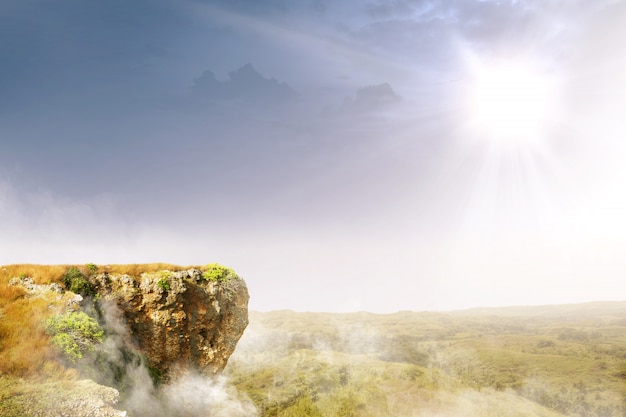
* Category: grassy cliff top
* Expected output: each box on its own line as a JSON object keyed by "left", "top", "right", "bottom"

{"left": 0, "top": 263, "right": 239, "bottom": 378}
{"left": 0, "top": 263, "right": 206, "bottom": 286}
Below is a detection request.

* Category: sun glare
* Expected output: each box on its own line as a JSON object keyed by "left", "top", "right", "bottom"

{"left": 467, "top": 59, "right": 556, "bottom": 148}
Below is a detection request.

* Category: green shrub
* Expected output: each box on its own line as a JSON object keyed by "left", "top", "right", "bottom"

{"left": 86, "top": 263, "right": 98, "bottom": 274}
{"left": 62, "top": 267, "right": 95, "bottom": 296}
{"left": 45, "top": 311, "right": 104, "bottom": 363}
{"left": 537, "top": 340, "right": 555, "bottom": 348}
{"left": 157, "top": 276, "right": 171, "bottom": 291}
{"left": 202, "top": 263, "right": 238, "bottom": 282}
{"left": 278, "top": 394, "right": 324, "bottom": 417}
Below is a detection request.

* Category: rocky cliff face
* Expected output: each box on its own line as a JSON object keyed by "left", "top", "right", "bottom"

{"left": 91, "top": 268, "right": 249, "bottom": 379}
{"left": 23, "top": 379, "right": 125, "bottom": 417}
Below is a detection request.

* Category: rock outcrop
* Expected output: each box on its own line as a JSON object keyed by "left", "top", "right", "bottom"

{"left": 1, "top": 378, "right": 126, "bottom": 417}
{"left": 90, "top": 268, "right": 249, "bottom": 379}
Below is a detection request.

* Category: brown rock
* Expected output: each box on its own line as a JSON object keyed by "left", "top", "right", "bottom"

{"left": 91, "top": 269, "right": 249, "bottom": 380}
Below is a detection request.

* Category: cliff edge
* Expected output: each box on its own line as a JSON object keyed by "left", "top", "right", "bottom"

{"left": 0, "top": 263, "right": 250, "bottom": 417}
{"left": 91, "top": 267, "right": 249, "bottom": 378}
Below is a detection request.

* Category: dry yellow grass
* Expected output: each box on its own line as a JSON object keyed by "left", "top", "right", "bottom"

{"left": 0, "top": 264, "right": 70, "bottom": 285}
{"left": 0, "top": 293, "right": 65, "bottom": 377}
{"left": 0, "top": 263, "right": 202, "bottom": 286}
{"left": 103, "top": 263, "right": 199, "bottom": 276}
{"left": 0, "top": 263, "right": 201, "bottom": 378}
{"left": 0, "top": 284, "right": 26, "bottom": 308}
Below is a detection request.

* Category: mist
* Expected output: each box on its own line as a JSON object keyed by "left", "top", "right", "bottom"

{"left": 226, "top": 307, "right": 626, "bottom": 416}
{"left": 72, "top": 299, "right": 258, "bottom": 417}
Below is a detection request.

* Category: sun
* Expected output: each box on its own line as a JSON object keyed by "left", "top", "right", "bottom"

{"left": 467, "top": 58, "right": 556, "bottom": 148}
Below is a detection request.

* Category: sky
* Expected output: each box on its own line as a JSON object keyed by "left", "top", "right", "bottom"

{"left": 1, "top": 0, "right": 626, "bottom": 313}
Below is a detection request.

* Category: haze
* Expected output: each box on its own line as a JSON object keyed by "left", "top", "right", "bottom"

{"left": 2, "top": 0, "right": 626, "bottom": 312}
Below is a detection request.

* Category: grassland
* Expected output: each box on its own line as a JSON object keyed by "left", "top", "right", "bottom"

{"left": 225, "top": 305, "right": 626, "bottom": 417}
{"left": 1, "top": 264, "right": 625, "bottom": 416}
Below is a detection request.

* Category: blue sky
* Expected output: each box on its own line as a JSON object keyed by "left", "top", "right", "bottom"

{"left": 2, "top": 0, "right": 626, "bottom": 312}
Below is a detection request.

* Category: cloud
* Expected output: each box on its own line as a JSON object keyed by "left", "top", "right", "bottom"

{"left": 191, "top": 63, "right": 296, "bottom": 104}
{"left": 343, "top": 82, "right": 401, "bottom": 111}
{"left": 0, "top": 179, "right": 133, "bottom": 265}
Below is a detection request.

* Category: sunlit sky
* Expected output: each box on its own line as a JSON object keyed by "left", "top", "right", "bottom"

{"left": 2, "top": 0, "right": 626, "bottom": 312}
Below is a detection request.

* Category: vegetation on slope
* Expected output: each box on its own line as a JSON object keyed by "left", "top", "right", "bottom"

{"left": 226, "top": 307, "right": 626, "bottom": 417}
{"left": 0, "top": 263, "right": 194, "bottom": 377}
{"left": 46, "top": 311, "right": 104, "bottom": 363}
{"left": 0, "top": 377, "right": 123, "bottom": 417}
{"left": 0, "top": 262, "right": 241, "bottom": 416}
{"left": 2, "top": 263, "right": 625, "bottom": 417}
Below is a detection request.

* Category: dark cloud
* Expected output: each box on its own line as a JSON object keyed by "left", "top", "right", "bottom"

{"left": 192, "top": 0, "right": 329, "bottom": 15}
{"left": 344, "top": 82, "right": 400, "bottom": 112}
{"left": 365, "top": 0, "right": 419, "bottom": 19}
{"left": 191, "top": 63, "right": 296, "bottom": 103}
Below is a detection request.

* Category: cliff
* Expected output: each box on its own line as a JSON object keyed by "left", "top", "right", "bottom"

{"left": 0, "top": 263, "right": 250, "bottom": 417}
{"left": 91, "top": 268, "right": 249, "bottom": 378}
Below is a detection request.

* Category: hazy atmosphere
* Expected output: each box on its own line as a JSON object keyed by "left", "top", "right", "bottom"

{"left": 2, "top": 0, "right": 626, "bottom": 312}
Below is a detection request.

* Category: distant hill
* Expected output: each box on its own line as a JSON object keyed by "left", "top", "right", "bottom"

{"left": 227, "top": 301, "right": 626, "bottom": 417}
{"left": 450, "top": 300, "right": 626, "bottom": 319}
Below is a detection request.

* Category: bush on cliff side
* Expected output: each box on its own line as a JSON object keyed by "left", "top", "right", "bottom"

{"left": 203, "top": 263, "right": 238, "bottom": 282}
{"left": 61, "top": 267, "right": 95, "bottom": 296}
{"left": 46, "top": 311, "right": 104, "bottom": 363}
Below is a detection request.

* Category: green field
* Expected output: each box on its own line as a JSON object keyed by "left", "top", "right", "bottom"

{"left": 225, "top": 303, "right": 626, "bottom": 417}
